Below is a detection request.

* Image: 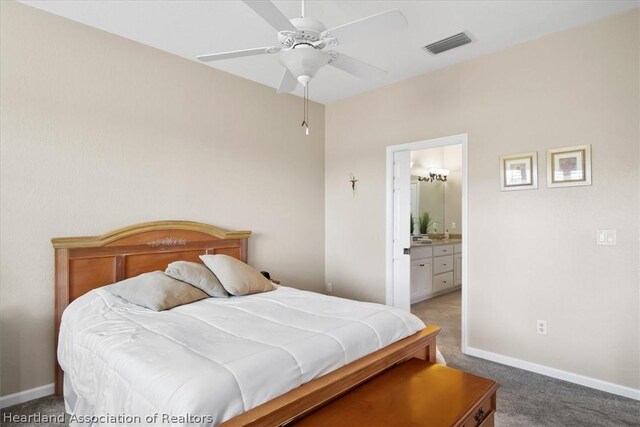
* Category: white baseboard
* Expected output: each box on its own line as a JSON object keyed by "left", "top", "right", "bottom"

{"left": 465, "top": 346, "right": 640, "bottom": 401}
{"left": 0, "top": 383, "right": 54, "bottom": 409}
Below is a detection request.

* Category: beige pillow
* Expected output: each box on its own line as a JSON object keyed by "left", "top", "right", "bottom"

{"left": 105, "top": 271, "right": 208, "bottom": 311}
{"left": 200, "top": 255, "right": 275, "bottom": 296}
{"left": 165, "top": 261, "right": 228, "bottom": 298}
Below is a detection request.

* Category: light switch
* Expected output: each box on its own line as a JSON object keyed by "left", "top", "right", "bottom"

{"left": 597, "top": 229, "right": 616, "bottom": 246}
{"left": 451, "top": 222, "right": 456, "bottom": 230}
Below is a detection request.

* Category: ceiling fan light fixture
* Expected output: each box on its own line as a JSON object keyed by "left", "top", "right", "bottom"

{"left": 298, "top": 75, "right": 311, "bottom": 85}
{"left": 279, "top": 46, "right": 328, "bottom": 84}
{"left": 289, "top": 17, "right": 326, "bottom": 38}
{"left": 197, "top": 0, "right": 407, "bottom": 132}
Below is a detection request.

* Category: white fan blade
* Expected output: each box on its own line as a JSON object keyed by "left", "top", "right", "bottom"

{"left": 197, "top": 46, "right": 280, "bottom": 62}
{"left": 329, "top": 53, "right": 387, "bottom": 80}
{"left": 243, "top": 0, "right": 297, "bottom": 32}
{"left": 277, "top": 68, "right": 298, "bottom": 94}
{"left": 323, "top": 9, "right": 407, "bottom": 45}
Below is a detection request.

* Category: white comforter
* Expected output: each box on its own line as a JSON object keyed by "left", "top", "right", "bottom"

{"left": 59, "top": 286, "right": 429, "bottom": 426}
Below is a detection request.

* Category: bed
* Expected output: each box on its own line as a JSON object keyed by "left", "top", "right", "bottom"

{"left": 53, "top": 221, "right": 441, "bottom": 426}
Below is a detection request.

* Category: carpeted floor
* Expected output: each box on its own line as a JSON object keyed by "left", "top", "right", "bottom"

{"left": 411, "top": 290, "right": 640, "bottom": 427}
{"left": 2, "top": 291, "right": 638, "bottom": 426}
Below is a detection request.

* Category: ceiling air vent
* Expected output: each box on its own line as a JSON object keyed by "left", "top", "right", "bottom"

{"left": 423, "top": 32, "right": 472, "bottom": 55}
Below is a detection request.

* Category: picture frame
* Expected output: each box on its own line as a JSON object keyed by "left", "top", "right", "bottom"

{"left": 546, "top": 144, "right": 591, "bottom": 188}
{"left": 499, "top": 151, "right": 538, "bottom": 191}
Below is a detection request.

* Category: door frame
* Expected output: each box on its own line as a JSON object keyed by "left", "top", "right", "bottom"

{"left": 385, "top": 133, "right": 469, "bottom": 353}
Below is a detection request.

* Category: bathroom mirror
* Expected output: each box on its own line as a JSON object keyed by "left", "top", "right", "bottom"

{"left": 410, "top": 144, "right": 463, "bottom": 236}
{"left": 411, "top": 178, "right": 445, "bottom": 233}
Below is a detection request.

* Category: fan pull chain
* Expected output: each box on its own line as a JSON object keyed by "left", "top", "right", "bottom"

{"left": 301, "top": 83, "right": 309, "bottom": 136}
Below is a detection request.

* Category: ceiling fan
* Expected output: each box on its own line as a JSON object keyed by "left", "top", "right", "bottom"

{"left": 197, "top": 0, "right": 407, "bottom": 134}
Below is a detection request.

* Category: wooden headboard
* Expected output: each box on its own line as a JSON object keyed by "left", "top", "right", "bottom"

{"left": 51, "top": 220, "right": 251, "bottom": 395}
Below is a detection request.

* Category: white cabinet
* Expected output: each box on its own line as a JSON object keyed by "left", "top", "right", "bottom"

{"left": 410, "top": 259, "right": 433, "bottom": 303}
{"left": 410, "top": 245, "right": 433, "bottom": 304}
{"left": 411, "top": 245, "right": 433, "bottom": 259}
{"left": 433, "top": 255, "right": 454, "bottom": 275}
{"left": 432, "top": 245, "right": 454, "bottom": 295}
{"left": 433, "top": 271, "right": 454, "bottom": 293}
{"left": 434, "top": 245, "right": 454, "bottom": 257}
{"left": 411, "top": 242, "right": 462, "bottom": 303}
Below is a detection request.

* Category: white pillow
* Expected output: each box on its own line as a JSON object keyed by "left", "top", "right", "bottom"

{"left": 105, "top": 271, "right": 208, "bottom": 311}
{"left": 165, "top": 261, "right": 228, "bottom": 298}
{"left": 199, "top": 255, "right": 274, "bottom": 296}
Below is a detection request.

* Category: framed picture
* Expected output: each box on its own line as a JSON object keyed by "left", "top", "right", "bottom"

{"left": 546, "top": 144, "right": 591, "bottom": 188}
{"left": 499, "top": 152, "right": 538, "bottom": 191}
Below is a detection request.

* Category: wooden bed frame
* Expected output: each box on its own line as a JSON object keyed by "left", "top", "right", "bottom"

{"left": 52, "top": 220, "right": 440, "bottom": 426}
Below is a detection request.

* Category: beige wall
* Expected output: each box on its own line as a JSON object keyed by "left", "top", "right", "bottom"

{"left": 326, "top": 8, "right": 639, "bottom": 390}
{"left": 0, "top": 1, "right": 325, "bottom": 396}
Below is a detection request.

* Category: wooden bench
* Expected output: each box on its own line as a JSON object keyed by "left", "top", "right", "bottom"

{"left": 292, "top": 359, "right": 499, "bottom": 427}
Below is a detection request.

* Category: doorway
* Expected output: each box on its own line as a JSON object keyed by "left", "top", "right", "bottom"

{"left": 385, "top": 134, "right": 468, "bottom": 353}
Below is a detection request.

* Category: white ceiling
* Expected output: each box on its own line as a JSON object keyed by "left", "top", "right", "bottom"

{"left": 20, "top": 0, "right": 639, "bottom": 104}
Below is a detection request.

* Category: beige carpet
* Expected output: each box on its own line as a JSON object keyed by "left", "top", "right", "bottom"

{"left": 412, "top": 290, "right": 640, "bottom": 426}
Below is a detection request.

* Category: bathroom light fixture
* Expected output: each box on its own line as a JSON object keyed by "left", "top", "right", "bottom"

{"left": 418, "top": 168, "right": 449, "bottom": 183}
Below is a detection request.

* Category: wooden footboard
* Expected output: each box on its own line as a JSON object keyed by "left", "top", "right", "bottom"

{"left": 220, "top": 325, "right": 441, "bottom": 427}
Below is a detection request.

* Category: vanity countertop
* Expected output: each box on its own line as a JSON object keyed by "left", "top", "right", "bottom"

{"left": 411, "top": 238, "right": 462, "bottom": 247}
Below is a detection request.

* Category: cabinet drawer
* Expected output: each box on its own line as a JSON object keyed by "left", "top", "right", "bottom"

{"left": 463, "top": 410, "right": 495, "bottom": 427}
{"left": 455, "top": 243, "right": 462, "bottom": 254}
{"left": 411, "top": 245, "right": 433, "bottom": 260}
{"left": 433, "top": 255, "right": 454, "bottom": 275}
{"left": 479, "top": 411, "right": 495, "bottom": 427}
{"left": 433, "top": 245, "right": 454, "bottom": 257}
{"left": 433, "top": 271, "right": 454, "bottom": 293}
{"left": 462, "top": 393, "right": 496, "bottom": 427}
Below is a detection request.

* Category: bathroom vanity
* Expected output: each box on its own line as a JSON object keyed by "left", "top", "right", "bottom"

{"left": 410, "top": 240, "right": 462, "bottom": 304}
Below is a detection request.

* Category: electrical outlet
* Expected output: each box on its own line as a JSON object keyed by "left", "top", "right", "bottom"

{"left": 326, "top": 282, "right": 333, "bottom": 293}
{"left": 537, "top": 320, "right": 547, "bottom": 335}
{"left": 451, "top": 222, "right": 456, "bottom": 230}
